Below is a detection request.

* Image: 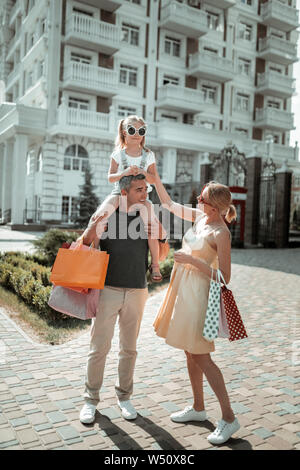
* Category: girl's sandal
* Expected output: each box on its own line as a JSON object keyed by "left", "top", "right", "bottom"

{"left": 149, "top": 263, "right": 163, "bottom": 283}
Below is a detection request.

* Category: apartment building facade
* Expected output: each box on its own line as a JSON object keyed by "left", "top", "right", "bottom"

{"left": 0, "top": 0, "right": 299, "bottom": 243}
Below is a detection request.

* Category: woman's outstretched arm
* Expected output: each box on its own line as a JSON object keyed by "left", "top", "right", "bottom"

{"left": 154, "top": 170, "right": 203, "bottom": 222}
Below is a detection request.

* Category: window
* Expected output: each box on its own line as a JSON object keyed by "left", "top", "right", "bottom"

{"left": 239, "top": 22, "right": 252, "bottom": 41}
{"left": 200, "top": 121, "right": 215, "bottom": 130}
{"left": 68, "top": 97, "right": 89, "bottom": 110}
{"left": 163, "top": 75, "right": 179, "bottom": 85}
{"left": 236, "top": 93, "right": 250, "bottom": 111}
{"left": 267, "top": 100, "right": 280, "bottom": 109}
{"left": 120, "top": 64, "right": 138, "bottom": 87}
{"left": 41, "top": 18, "right": 47, "bottom": 34}
{"left": 206, "top": 11, "right": 219, "bottom": 30}
{"left": 70, "top": 53, "right": 91, "bottom": 64}
{"left": 269, "top": 65, "right": 282, "bottom": 74}
{"left": 36, "top": 149, "right": 43, "bottom": 172}
{"left": 125, "top": 0, "right": 141, "bottom": 4}
{"left": 122, "top": 23, "right": 139, "bottom": 46}
{"left": 64, "top": 144, "right": 89, "bottom": 171}
{"left": 204, "top": 46, "right": 218, "bottom": 55}
{"left": 238, "top": 58, "right": 251, "bottom": 76}
{"left": 62, "top": 196, "right": 79, "bottom": 223}
{"left": 201, "top": 85, "right": 217, "bottom": 104}
{"left": 164, "top": 36, "right": 181, "bottom": 57}
{"left": 161, "top": 114, "right": 178, "bottom": 121}
{"left": 117, "top": 105, "right": 137, "bottom": 118}
{"left": 235, "top": 127, "right": 248, "bottom": 136}
{"left": 241, "top": 0, "right": 253, "bottom": 5}
{"left": 73, "top": 7, "right": 93, "bottom": 16}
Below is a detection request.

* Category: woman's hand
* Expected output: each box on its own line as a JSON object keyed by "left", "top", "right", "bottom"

{"left": 173, "top": 251, "right": 193, "bottom": 265}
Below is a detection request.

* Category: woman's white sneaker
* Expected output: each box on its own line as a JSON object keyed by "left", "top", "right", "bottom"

{"left": 79, "top": 403, "right": 96, "bottom": 424}
{"left": 207, "top": 418, "right": 240, "bottom": 445}
{"left": 170, "top": 406, "right": 207, "bottom": 423}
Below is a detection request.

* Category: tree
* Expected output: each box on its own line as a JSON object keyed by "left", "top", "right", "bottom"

{"left": 75, "top": 165, "right": 100, "bottom": 228}
{"left": 189, "top": 188, "right": 198, "bottom": 208}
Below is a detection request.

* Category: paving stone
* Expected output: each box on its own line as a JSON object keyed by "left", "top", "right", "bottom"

{"left": 56, "top": 425, "right": 80, "bottom": 441}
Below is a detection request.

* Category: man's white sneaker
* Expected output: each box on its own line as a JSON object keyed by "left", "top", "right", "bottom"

{"left": 79, "top": 403, "right": 96, "bottom": 424}
{"left": 117, "top": 400, "right": 137, "bottom": 420}
{"left": 170, "top": 406, "right": 207, "bottom": 423}
{"left": 207, "top": 418, "right": 240, "bottom": 445}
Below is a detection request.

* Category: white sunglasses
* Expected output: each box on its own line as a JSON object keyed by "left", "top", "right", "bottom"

{"left": 126, "top": 125, "right": 147, "bottom": 137}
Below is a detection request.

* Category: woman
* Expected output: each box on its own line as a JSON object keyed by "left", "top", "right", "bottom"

{"left": 153, "top": 171, "right": 240, "bottom": 445}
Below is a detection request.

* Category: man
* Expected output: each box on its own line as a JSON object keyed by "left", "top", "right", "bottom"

{"left": 80, "top": 174, "right": 165, "bottom": 424}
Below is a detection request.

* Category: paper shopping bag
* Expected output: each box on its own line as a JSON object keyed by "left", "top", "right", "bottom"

{"left": 50, "top": 245, "right": 109, "bottom": 290}
{"left": 221, "top": 285, "right": 248, "bottom": 342}
{"left": 48, "top": 285, "right": 99, "bottom": 320}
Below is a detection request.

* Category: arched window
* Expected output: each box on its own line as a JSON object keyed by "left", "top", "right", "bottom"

{"left": 64, "top": 144, "right": 89, "bottom": 171}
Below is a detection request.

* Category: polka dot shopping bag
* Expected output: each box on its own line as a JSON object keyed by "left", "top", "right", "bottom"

{"left": 221, "top": 283, "right": 248, "bottom": 342}
{"left": 203, "top": 269, "right": 221, "bottom": 341}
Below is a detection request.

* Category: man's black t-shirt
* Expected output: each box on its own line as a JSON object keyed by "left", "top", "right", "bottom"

{"left": 99, "top": 208, "right": 148, "bottom": 289}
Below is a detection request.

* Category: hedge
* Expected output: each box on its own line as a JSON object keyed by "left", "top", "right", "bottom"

{"left": 0, "top": 249, "right": 174, "bottom": 324}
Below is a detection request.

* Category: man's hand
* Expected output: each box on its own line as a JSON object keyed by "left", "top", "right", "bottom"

{"left": 83, "top": 212, "right": 108, "bottom": 245}
{"left": 123, "top": 166, "right": 140, "bottom": 177}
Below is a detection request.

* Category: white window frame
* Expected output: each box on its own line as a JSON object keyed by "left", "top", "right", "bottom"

{"left": 117, "top": 104, "right": 138, "bottom": 118}
{"left": 239, "top": 22, "right": 252, "bottom": 41}
{"left": 236, "top": 92, "right": 250, "bottom": 112}
{"left": 164, "top": 36, "right": 181, "bottom": 58}
{"left": 201, "top": 84, "right": 217, "bottom": 104}
{"left": 267, "top": 99, "right": 281, "bottom": 110}
{"left": 206, "top": 10, "right": 220, "bottom": 31}
{"left": 122, "top": 23, "right": 140, "bottom": 46}
{"left": 238, "top": 57, "right": 252, "bottom": 76}
{"left": 162, "top": 75, "right": 180, "bottom": 86}
{"left": 119, "top": 64, "right": 138, "bottom": 87}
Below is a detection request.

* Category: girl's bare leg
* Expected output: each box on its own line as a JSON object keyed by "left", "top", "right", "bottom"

{"left": 191, "top": 353, "right": 235, "bottom": 422}
{"left": 185, "top": 352, "right": 205, "bottom": 411}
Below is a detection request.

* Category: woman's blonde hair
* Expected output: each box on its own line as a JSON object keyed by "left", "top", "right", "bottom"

{"left": 114, "top": 115, "right": 149, "bottom": 152}
{"left": 205, "top": 181, "right": 237, "bottom": 223}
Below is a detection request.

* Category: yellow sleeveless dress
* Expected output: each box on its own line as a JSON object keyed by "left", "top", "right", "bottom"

{"left": 153, "top": 225, "right": 219, "bottom": 354}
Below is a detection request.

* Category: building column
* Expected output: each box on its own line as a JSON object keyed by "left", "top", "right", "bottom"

{"left": 275, "top": 168, "right": 292, "bottom": 248}
{"left": 162, "top": 148, "right": 177, "bottom": 184}
{"left": 244, "top": 157, "right": 261, "bottom": 245}
{"left": 1, "top": 140, "right": 14, "bottom": 221}
{"left": 0, "top": 144, "right": 4, "bottom": 216}
{"left": 11, "top": 134, "right": 28, "bottom": 225}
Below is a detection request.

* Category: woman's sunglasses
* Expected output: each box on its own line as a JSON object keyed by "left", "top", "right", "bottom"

{"left": 126, "top": 125, "right": 147, "bottom": 137}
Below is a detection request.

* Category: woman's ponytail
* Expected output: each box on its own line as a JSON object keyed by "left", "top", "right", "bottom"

{"left": 225, "top": 204, "right": 237, "bottom": 223}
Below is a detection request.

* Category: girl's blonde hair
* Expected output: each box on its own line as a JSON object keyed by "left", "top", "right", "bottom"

{"left": 205, "top": 181, "right": 237, "bottom": 223}
{"left": 114, "top": 115, "right": 150, "bottom": 152}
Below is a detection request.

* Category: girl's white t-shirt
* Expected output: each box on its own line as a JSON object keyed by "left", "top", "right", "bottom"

{"left": 111, "top": 149, "right": 156, "bottom": 170}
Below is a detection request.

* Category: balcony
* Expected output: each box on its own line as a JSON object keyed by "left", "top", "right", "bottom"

{"left": 189, "top": 52, "right": 234, "bottom": 82}
{"left": 254, "top": 107, "right": 294, "bottom": 131}
{"left": 83, "top": 0, "right": 123, "bottom": 11}
{"left": 6, "top": 33, "right": 21, "bottom": 62}
{"left": 258, "top": 37, "right": 298, "bottom": 65}
{"left": 257, "top": 72, "right": 295, "bottom": 99}
{"left": 63, "top": 62, "right": 118, "bottom": 97}
{"left": 64, "top": 13, "right": 121, "bottom": 55}
{"left": 6, "top": 64, "right": 20, "bottom": 90}
{"left": 203, "top": 0, "right": 235, "bottom": 8}
{"left": 160, "top": 1, "right": 208, "bottom": 38}
{"left": 55, "top": 105, "right": 110, "bottom": 137}
{"left": 9, "top": 1, "right": 21, "bottom": 26}
{"left": 157, "top": 84, "right": 205, "bottom": 113}
{"left": 260, "top": 0, "right": 299, "bottom": 32}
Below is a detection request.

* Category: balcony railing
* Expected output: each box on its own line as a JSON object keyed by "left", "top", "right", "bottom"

{"left": 58, "top": 106, "right": 110, "bottom": 131}
{"left": 157, "top": 84, "right": 205, "bottom": 112}
{"left": 255, "top": 107, "right": 294, "bottom": 131}
{"left": 258, "top": 36, "right": 298, "bottom": 64}
{"left": 160, "top": 1, "right": 208, "bottom": 37}
{"left": 65, "top": 13, "right": 121, "bottom": 53}
{"left": 64, "top": 62, "right": 118, "bottom": 95}
{"left": 257, "top": 71, "right": 295, "bottom": 98}
{"left": 6, "top": 64, "right": 20, "bottom": 89}
{"left": 260, "top": 0, "right": 299, "bottom": 32}
{"left": 189, "top": 52, "right": 234, "bottom": 82}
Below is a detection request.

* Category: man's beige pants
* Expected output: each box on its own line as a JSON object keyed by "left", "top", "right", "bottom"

{"left": 84, "top": 286, "right": 148, "bottom": 406}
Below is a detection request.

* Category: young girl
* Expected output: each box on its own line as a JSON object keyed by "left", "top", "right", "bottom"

{"left": 90, "top": 115, "right": 166, "bottom": 282}
{"left": 153, "top": 173, "right": 241, "bottom": 445}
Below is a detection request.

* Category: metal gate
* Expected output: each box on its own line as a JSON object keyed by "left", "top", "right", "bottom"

{"left": 258, "top": 159, "right": 276, "bottom": 247}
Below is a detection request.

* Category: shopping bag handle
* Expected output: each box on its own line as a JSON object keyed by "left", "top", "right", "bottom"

{"left": 74, "top": 236, "right": 95, "bottom": 250}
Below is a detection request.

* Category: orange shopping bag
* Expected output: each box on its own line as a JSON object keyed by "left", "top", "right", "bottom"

{"left": 50, "top": 238, "right": 109, "bottom": 290}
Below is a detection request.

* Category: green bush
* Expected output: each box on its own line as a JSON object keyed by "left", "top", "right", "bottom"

{"left": 31, "top": 229, "right": 80, "bottom": 265}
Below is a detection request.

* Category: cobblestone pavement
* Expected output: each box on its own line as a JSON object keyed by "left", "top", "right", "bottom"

{"left": 0, "top": 246, "right": 300, "bottom": 450}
